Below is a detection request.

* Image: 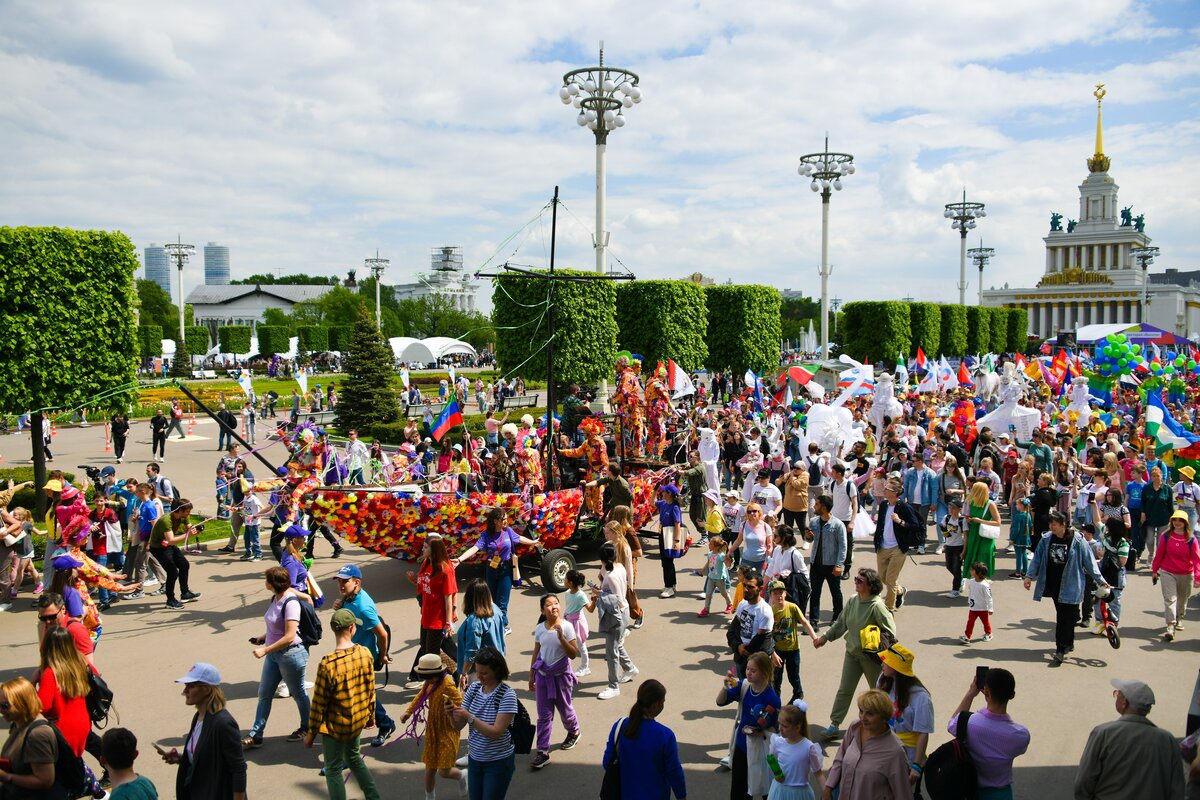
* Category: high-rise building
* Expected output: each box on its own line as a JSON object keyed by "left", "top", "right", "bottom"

{"left": 204, "top": 242, "right": 230, "bottom": 285}
{"left": 143, "top": 244, "right": 171, "bottom": 295}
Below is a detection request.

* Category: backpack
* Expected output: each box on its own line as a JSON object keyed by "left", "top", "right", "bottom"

{"left": 807, "top": 456, "right": 822, "bottom": 487}
{"left": 26, "top": 720, "right": 88, "bottom": 800}
{"left": 922, "top": 711, "right": 978, "bottom": 800}
{"left": 490, "top": 683, "right": 535, "bottom": 755}
{"left": 85, "top": 669, "right": 116, "bottom": 728}
{"left": 283, "top": 596, "right": 323, "bottom": 648}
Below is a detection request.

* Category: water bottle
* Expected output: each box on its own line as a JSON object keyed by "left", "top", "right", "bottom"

{"left": 766, "top": 753, "right": 785, "bottom": 781}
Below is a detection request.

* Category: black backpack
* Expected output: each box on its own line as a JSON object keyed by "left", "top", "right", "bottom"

{"left": 26, "top": 720, "right": 88, "bottom": 799}
{"left": 922, "top": 711, "right": 977, "bottom": 800}
{"left": 85, "top": 670, "right": 115, "bottom": 728}
{"left": 492, "top": 683, "right": 535, "bottom": 755}
{"left": 284, "top": 596, "right": 323, "bottom": 648}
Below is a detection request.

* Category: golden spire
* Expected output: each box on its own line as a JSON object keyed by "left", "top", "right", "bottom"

{"left": 1087, "top": 83, "right": 1110, "bottom": 173}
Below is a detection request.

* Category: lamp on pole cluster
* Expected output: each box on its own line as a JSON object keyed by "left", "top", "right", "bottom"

{"left": 559, "top": 41, "right": 641, "bottom": 275}
{"left": 944, "top": 190, "right": 986, "bottom": 305}
{"left": 364, "top": 250, "right": 389, "bottom": 331}
{"left": 798, "top": 136, "right": 855, "bottom": 359}
{"left": 830, "top": 297, "right": 842, "bottom": 337}
{"left": 163, "top": 235, "right": 195, "bottom": 342}
{"left": 967, "top": 242, "right": 995, "bottom": 307}
{"left": 1131, "top": 245, "right": 1160, "bottom": 322}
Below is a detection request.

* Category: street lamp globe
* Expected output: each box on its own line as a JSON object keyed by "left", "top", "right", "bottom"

{"left": 945, "top": 189, "right": 987, "bottom": 305}
{"left": 797, "top": 136, "right": 855, "bottom": 360}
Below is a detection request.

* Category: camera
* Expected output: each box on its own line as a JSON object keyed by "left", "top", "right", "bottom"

{"left": 78, "top": 465, "right": 102, "bottom": 483}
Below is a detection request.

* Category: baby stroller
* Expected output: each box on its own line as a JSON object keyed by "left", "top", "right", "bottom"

{"left": 1094, "top": 584, "right": 1120, "bottom": 649}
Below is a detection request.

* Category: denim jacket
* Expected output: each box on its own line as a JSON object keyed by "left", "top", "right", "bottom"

{"left": 807, "top": 515, "right": 848, "bottom": 567}
{"left": 1027, "top": 530, "right": 1106, "bottom": 605}
{"left": 902, "top": 466, "right": 938, "bottom": 507}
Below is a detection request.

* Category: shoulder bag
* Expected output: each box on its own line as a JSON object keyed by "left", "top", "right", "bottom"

{"left": 977, "top": 503, "right": 1000, "bottom": 540}
{"left": 599, "top": 718, "right": 628, "bottom": 800}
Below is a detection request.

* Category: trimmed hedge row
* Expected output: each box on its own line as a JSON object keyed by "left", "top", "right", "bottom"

{"left": 616, "top": 280, "right": 708, "bottom": 372}
{"left": 842, "top": 302, "right": 1029, "bottom": 362}
{"left": 704, "top": 285, "right": 781, "bottom": 374}
{"left": 218, "top": 325, "right": 252, "bottom": 354}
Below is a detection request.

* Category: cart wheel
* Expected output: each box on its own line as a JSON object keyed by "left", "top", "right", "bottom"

{"left": 539, "top": 548, "right": 575, "bottom": 592}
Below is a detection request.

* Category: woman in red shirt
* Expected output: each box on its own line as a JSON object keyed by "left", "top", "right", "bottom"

{"left": 37, "top": 626, "right": 92, "bottom": 756}
{"left": 407, "top": 535, "right": 457, "bottom": 685}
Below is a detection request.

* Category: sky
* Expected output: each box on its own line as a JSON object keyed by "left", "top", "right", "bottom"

{"left": 2, "top": 0, "right": 1198, "bottom": 313}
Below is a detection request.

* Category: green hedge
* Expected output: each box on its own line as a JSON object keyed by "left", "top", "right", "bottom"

{"left": 840, "top": 301, "right": 911, "bottom": 364}
{"left": 257, "top": 325, "right": 290, "bottom": 356}
{"left": 1006, "top": 308, "right": 1029, "bottom": 354}
{"left": 965, "top": 307, "right": 991, "bottom": 355}
{"left": 704, "top": 285, "right": 782, "bottom": 374}
{"left": 138, "top": 325, "right": 163, "bottom": 358}
{"left": 616, "top": 280, "right": 708, "bottom": 372}
{"left": 0, "top": 467, "right": 78, "bottom": 511}
{"left": 185, "top": 326, "right": 211, "bottom": 359}
{"left": 493, "top": 268, "right": 618, "bottom": 385}
{"left": 297, "top": 325, "right": 329, "bottom": 353}
{"left": 218, "top": 325, "right": 252, "bottom": 354}
{"left": 328, "top": 325, "right": 354, "bottom": 352}
{"left": 987, "top": 308, "right": 1008, "bottom": 354}
{"left": 909, "top": 302, "right": 941, "bottom": 359}
{"left": 939, "top": 305, "right": 968, "bottom": 357}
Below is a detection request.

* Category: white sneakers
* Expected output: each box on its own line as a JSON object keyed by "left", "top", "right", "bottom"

{"left": 598, "top": 687, "right": 621, "bottom": 700}
{"left": 573, "top": 667, "right": 591, "bottom": 678}
{"left": 275, "top": 683, "right": 291, "bottom": 698}
{"left": 659, "top": 587, "right": 676, "bottom": 598}
{"left": 619, "top": 666, "right": 639, "bottom": 683}
{"left": 944, "top": 590, "right": 960, "bottom": 598}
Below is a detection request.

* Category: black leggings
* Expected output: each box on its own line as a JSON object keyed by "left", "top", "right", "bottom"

{"left": 944, "top": 545, "right": 964, "bottom": 592}
{"left": 152, "top": 431, "right": 166, "bottom": 459}
{"left": 772, "top": 649, "right": 802, "bottom": 701}
{"left": 729, "top": 745, "right": 764, "bottom": 800}
{"left": 150, "top": 546, "right": 190, "bottom": 602}
{"left": 1054, "top": 599, "right": 1078, "bottom": 655}
{"left": 660, "top": 531, "right": 677, "bottom": 589}
{"left": 410, "top": 627, "right": 445, "bottom": 681}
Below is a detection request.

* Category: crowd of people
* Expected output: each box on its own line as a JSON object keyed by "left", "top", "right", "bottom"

{"left": 3, "top": 354, "right": 1200, "bottom": 800}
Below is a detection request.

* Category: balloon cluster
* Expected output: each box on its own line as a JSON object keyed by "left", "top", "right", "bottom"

{"left": 1092, "top": 333, "right": 1145, "bottom": 377}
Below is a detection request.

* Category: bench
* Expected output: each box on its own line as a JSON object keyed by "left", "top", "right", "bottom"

{"left": 190, "top": 370, "right": 218, "bottom": 379}
{"left": 500, "top": 394, "right": 539, "bottom": 408}
{"left": 405, "top": 402, "right": 446, "bottom": 418}
{"left": 297, "top": 410, "right": 337, "bottom": 426}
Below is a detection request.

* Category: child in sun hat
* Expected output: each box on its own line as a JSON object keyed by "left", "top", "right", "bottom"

{"left": 401, "top": 652, "right": 466, "bottom": 800}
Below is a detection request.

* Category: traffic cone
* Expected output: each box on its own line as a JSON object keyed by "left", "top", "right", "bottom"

{"left": 103, "top": 422, "right": 111, "bottom": 453}
{"left": 51, "top": 421, "right": 58, "bottom": 437}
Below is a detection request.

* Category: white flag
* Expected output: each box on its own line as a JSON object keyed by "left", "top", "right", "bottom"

{"left": 400, "top": 366, "right": 410, "bottom": 389}
{"left": 296, "top": 371, "right": 308, "bottom": 398}
{"left": 938, "top": 356, "right": 959, "bottom": 391}
{"left": 237, "top": 369, "right": 254, "bottom": 398}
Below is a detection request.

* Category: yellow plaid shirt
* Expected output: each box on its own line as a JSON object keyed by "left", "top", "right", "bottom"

{"left": 308, "top": 644, "right": 376, "bottom": 740}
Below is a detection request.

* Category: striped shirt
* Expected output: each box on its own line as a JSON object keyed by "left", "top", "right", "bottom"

{"left": 308, "top": 645, "right": 376, "bottom": 740}
{"left": 462, "top": 682, "right": 516, "bottom": 762}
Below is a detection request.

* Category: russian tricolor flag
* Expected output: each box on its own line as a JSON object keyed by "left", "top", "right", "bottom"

{"left": 431, "top": 399, "right": 464, "bottom": 441}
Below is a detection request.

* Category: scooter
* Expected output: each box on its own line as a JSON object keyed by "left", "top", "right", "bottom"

{"left": 1095, "top": 584, "right": 1120, "bottom": 649}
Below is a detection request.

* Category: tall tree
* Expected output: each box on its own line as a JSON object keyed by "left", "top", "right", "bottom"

{"left": 335, "top": 305, "right": 401, "bottom": 433}
{"left": 232, "top": 273, "right": 339, "bottom": 285}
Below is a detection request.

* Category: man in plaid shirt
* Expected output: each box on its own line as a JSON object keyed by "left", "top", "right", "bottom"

{"left": 304, "top": 608, "right": 380, "bottom": 800}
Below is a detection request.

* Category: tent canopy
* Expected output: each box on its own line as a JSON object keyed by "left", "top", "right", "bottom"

{"left": 1067, "top": 323, "right": 1190, "bottom": 347}
{"left": 389, "top": 336, "right": 476, "bottom": 364}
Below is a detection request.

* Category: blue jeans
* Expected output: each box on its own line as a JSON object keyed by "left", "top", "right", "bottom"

{"left": 243, "top": 525, "right": 261, "bottom": 558}
{"left": 249, "top": 644, "right": 310, "bottom": 737}
{"left": 99, "top": 553, "right": 125, "bottom": 604}
{"left": 348, "top": 468, "right": 364, "bottom": 485}
{"left": 375, "top": 697, "right": 394, "bottom": 731}
{"left": 468, "top": 754, "right": 515, "bottom": 800}
{"left": 486, "top": 566, "right": 513, "bottom": 628}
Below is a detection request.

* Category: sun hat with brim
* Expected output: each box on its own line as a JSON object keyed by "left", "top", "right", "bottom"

{"left": 1180, "top": 466, "right": 1196, "bottom": 481}
{"left": 703, "top": 489, "right": 722, "bottom": 505}
{"left": 879, "top": 643, "right": 917, "bottom": 677}
{"left": 51, "top": 554, "right": 84, "bottom": 571}
{"left": 415, "top": 653, "right": 446, "bottom": 675}
{"left": 175, "top": 663, "right": 222, "bottom": 686}
{"left": 1171, "top": 510, "right": 1191, "bottom": 525}
{"left": 60, "top": 486, "right": 80, "bottom": 501}
{"left": 42, "top": 479, "right": 64, "bottom": 493}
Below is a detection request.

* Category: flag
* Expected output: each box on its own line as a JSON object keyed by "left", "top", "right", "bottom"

{"left": 666, "top": 360, "right": 696, "bottom": 399}
{"left": 1146, "top": 393, "right": 1200, "bottom": 456}
{"left": 916, "top": 369, "right": 939, "bottom": 393}
{"left": 895, "top": 354, "right": 909, "bottom": 389}
{"left": 1088, "top": 380, "right": 1115, "bottom": 409}
{"left": 296, "top": 371, "right": 308, "bottom": 398}
{"left": 958, "top": 362, "right": 974, "bottom": 388}
{"left": 938, "top": 356, "right": 959, "bottom": 391}
{"left": 1040, "top": 341, "right": 1052, "bottom": 355}
{"left": 788, "top": 365, "right": 816, "bottom": 386}
{"left": 838, "top": 365, "right": 874, "bottom": 395}
{"left": 785, "top": 385, "right": 794, "bottom": 407}
{"left": 237, "top": 369, "right": 254, "bottom": 398}
{"left": 805, "top": 382, "right": 826, "bottom": 400}
{"left": 1151, "top": 342, "right": 1162, "bottom": 363}
{"left": 448, "top": 365, "right": 456, "bottom": 384}
{"left": 1014, "top": 353, "right": 1027, "bottom": 371}
{"left": 399, "top": 365, "right": 410, "bottom": 389}
{"left": 915, "top": 347, "right": 928, "bottom": 371}
{"left": 431, "top": 399, "right": 464, "bottom": 442}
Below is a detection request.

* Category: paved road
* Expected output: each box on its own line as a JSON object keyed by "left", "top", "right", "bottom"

{"left": 1, "top": 424, "right": 1197, "bottom": 798}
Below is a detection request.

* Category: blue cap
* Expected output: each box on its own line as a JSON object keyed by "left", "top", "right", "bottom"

{"left": 661, "top": 483, "right": 680, "bottom": 496}
{"left": 51, "top": 554, "right": 84, "bottom": 570}
{"left": 335, "top": 564, "right": 362, "bottom": 580}
{"left": 285, "top": 524, "right": 310, "bottom": 539}
{"left": 175, "top": 662, "right": 221, "bottom": 686}
{"left": 276, "top": 466, "right": 289, "bottom": 477}
{"left": 99, "top": 466, "right": 116, "bottom": 477}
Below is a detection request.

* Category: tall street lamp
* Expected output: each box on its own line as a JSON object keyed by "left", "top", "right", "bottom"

{"left": 164, "top": 235, "right": 195, "bottom": 342}
{"left": 944, "top": 190, "right": 986, "bottom": 305}
{"left": 1132, "top": 245, "right": 1160, "bottom": 322}
{"left": 798, "top": 136, "right": 855, "bottom": 359}
{"left": 830, "top": 296, "right": 842, "bottom": 338}
{"left": 364, "top": 250, "right": 389, "bottom": 331}
{"left": 967, "top": 242, "right": 995, "bottom": 307}
{"left": 559, "top": 41, "right": 641, "bottom": 275}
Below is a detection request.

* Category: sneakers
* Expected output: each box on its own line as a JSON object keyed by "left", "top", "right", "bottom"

{"left": 561, "top": 732, "right": 580, "bottom": 750}
{"left": 276, "top": 683, "right": 291, "bottom": 699}
{"left": 982, "top": 634, "right": 993, "bottom": 642}
{"left": 619, "top": 666, "right": 639, "bottom": 683}
{"left": 819, "top": 724, "right": 842, "bottom": 739}
{"left": 242, "top": 735, "right": 263, "bottom": 749}
{"left": 165, "top": 600, "right": 184, "bottom": 610}
{"left": 895, "top": 589, "right": 905, "bottom": 609}
{"left": 659, "top": 587, "right": 676, "bottom": 599}
{"left": 698, "top": 608, "right": 710, "bottom": 617}
{"left": 573, "top": 667, "right": 591, "bottom": 678}
{"left": 717, "top": 755, "right": 732, "bottom": 770}
{"left": 332, "top": 546, "right": 343, "bottom": 559}
{"left": 251, "top": 555, "right": 262, "bottom": 561}
{"left": 1165, "top": 626, "right": 1176, "bottom": 642}
{"left": 935, "top": 545, "right": 945, "bottom": 555}
{"left": 34, "top": 582, "right": 44, "bottom": 594}
{"left": 240, "top": 554, "right": 254, "bottom": 561}
{"left": 531, "top": 750, "right": 551, "bottom": 769}
{"left": 144, "top": 578, "right": 160, "bottom": 587}
{"left": 456, "top": 755, "right": 469, "bottom": 769}
{"left": 916, "top": 546, "right": 926, "bottom": 555}
{"left": 218, "top": 546, "right": 236, "bottom": 554}
{"left": 1176, "top": 622, "right": 1186, "bottom": 631}
{"left": 1008, "top": 572, "right": 1024, "bottom": 578}
{"left": 1051, "top": 650, "right": 1065, "bottom": 664}
{"left": 286, "top": 727, "right": 306, "bottom": 742}
{"left": 630, "top": 617, "right": 643, "bottom": 629}
{"left": 0, "top": 603, "right": 11, "bottom": 612}
{"left": 369, "top": 723, "right": 396, "bottom": 747}
{"left": 126, "top": 591, "right": 144, "bottom": 600}
{"left": 958, "top": 635, "right": 971, "bottom": 645}
{"left": 944, "top": 590, "right": 960, "bottom": 598}
{"left": 724, "top": 604, "right": 734, "bottom": 614}
{"left": 1092, "top": 624, "right": 1106, "bottom": 636}
{"left": 148, "top": 589, "right": 164, "bottom": 597}
{"left": 598, "top": 687, "right": 621, "bottom": 700}
{"left": 181, "top": 591, "right": 201, "bottom": 603}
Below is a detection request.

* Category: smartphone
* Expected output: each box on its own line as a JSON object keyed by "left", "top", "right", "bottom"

{"left": 586, "top": 580, "right": 600, "bottom": 590}
{"left": 152, "top": 743, "right": 168, "bottom": 756}
{"left": 975, "top": 665, "right": 989, "bottom": 691}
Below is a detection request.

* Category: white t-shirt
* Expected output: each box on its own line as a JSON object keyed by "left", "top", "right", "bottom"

{"left": 601, "top": 563, "right": 629, "bottom": 610}
{"left": 735, "top": 597, "right": 774, "bottom": 644}
{"left": 766, "top": 546, "right": 809, "bottom": 581}
{"left": 881, "top": 509, "right": 899, "bottom": 549}
{"left": 768, "top": 734, "right": 823, "bottom": 787}
{"left": 967, "top": 578, "right": 994, "bottom": 612}
{"left": 533, "top": 621, "right": 577, "bottom": 667}
{"left": 829, "top": 478, "right": 858, "bottom": 522}
{"left": 743, "top": 481, "right": 783, "bottom": 516}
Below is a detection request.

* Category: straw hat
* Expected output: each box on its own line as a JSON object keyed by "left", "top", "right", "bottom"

{"left": 414, "top": 653, "right": 446, "bottom": 675}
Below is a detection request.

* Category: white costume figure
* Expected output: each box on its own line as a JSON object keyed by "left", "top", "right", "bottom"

{"left": 697, "top": 426, "right": 721, "bottom": 494}
{"left": 977, "top": 362, "right": 1040, "bottom": 441}
{"left": 869, "top": 371, "right": 904, "bottom": 444}
{"left": 976, "top": 370, "right": 1001, "bottom": 404}
{"left": 737, "top": 436, "right": 764, "bottom": 477}
{"left": 1067, "top": 375, "right": 1093, "bottom": 430}
{"left": 805, "top": 356, "right": 869, "bottom": 458}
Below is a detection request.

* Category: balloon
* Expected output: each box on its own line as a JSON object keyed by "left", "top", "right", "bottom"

{"left": 1131, "top": 345, "right": 1141, "bottom": 354}
{"left": 1116, "top": 334, "right": 1127, "bottom": 343}
{"left": 1165, "top": 365, "right": 1176, "bottom": 374}
{"left": 1190, "top": 360, "right": 1198, "bottom": 370}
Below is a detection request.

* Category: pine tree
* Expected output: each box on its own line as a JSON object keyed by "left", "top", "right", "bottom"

{"left": 169, "top": 335, "right": 192, "bottom": 378}
{"left": 335, "top": 305, "right": 400, "bottom": 433}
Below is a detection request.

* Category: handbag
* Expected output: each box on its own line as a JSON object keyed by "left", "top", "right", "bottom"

{"left": 625, "top": 586, "right": 643, "bottom": 621}
{"left": 977, "top": 523, "right": 1000, "bottom": 541}
{"left": 859, "top": 623, "right": 896, "bottom": 654}
{"left": 600, "top": 718, "right": 628, "bottom": 800}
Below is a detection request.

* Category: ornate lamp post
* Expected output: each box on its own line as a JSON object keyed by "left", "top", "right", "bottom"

{"left": 364, "top": 250, "right": 389, "bottom": 330}
{"left": 944, "top": 190, "right": 986, "bottom": 305}
{"left": 830, "top": 296, "right": 842, "bottom": 338}
{"left": 968, "top": 242, "right": 995, "bottom": 307}
{"left": 164, "top": 235, "right": 195, "bottom": 342}
{"left": 798, "top": 136, "right": 855, "bottom": 359}
{"left": 1132, "top": 245, "right": 1160, "bottom": 322}
{"left": 559, "top": 41, "right": 641, "bottom": 275}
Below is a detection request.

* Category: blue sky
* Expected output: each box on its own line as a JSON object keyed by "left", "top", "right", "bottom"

{"left": 1, "top": 0, "right": 1197, "bottom": 313}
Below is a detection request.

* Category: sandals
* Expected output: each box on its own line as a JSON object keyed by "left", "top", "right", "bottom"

{"left": 242, "top": 735, "right": 263, "bottom": 749}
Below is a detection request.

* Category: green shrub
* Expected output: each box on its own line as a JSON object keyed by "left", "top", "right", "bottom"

{"left": 616, "top": 280, "right": 708, "bottom": 371}
{"left": 939, "top": 305, "right": 968, "bottom": 357}
{"left": 328, "top": 326, "right": 354, "bottom": 352}
{"left": 704, "top": 285, "right": 782, "bottom": 374}
{"left": 218, "top": 325, "right": 252, "bottom": 354}
{"left": 185, "top": 326, "right": 212, "bottom": 359}
{"left": 987, "top": 307, "right": 1008, "bottom": 354}
{"left": 840, "top": 301, "right": 911, "bottom": 364}
{"left": 138, "top": 325, "right": 163, "bottom": 359}
{"left": 297, "top": 325, "right": 329, "bottom": 353}
{"left": 1006, "top": 308, "right": 1029, "bottom": 354}
{"left": 0, "top": 467, "right": 78, "bottom": 511}
{"left": 257, "top": 325, "right": 290, "bottom": 356}
{"left": 909, "top": 302, "right": 941, "bottom": 359}
{"left": 965, "top": 307, "right": 991, "bottom": 355}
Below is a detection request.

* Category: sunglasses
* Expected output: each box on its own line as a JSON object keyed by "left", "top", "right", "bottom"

{"left": 746, "top": 510, "right": 762, "bottom": 515}
{"left": 38, "top": 613, "right": 60, "bottom": 623}
{"left": 0, "top": 701, "right": 9, "bottom": 711}
{"left": 853, "top": 576, "right": 868, "bottom": 584}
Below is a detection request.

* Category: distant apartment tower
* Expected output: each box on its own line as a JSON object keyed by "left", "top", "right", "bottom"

{"left": 143, "top": 244, "right": 171, "bottom": 295}
{"left": 204, "top": 242, "right": 230, "bottom": 285}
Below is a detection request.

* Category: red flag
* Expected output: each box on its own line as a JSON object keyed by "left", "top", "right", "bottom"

{"left": 957, "top": 363, "right": 974, "bottom": 387}
{"left": 1040, "top": 341, "right": 1052, "bottom": 355}
{"left": 915, "top": 347, "right": 927, "bottom": 370}
{"left": 1014, "top": 353, "right": 1027, "bottom": 371}
{"left": 788, "top": 365, "right": 816, "bottom": 385}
